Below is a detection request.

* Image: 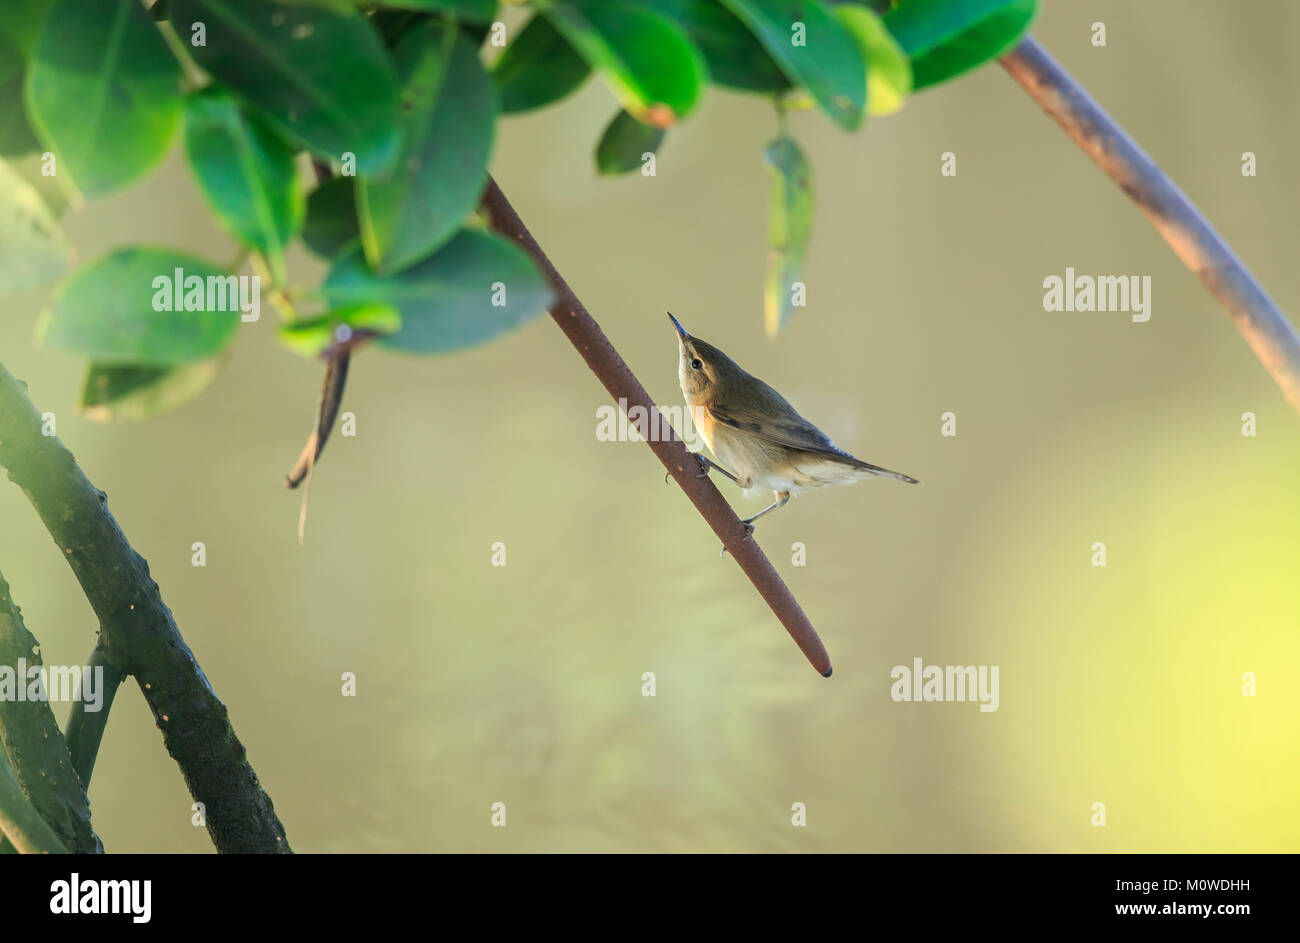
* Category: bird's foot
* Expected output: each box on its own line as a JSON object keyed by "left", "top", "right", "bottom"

{"left": 666, "top": 452, "right": 719, "bottom": 484}
{"left": 718, "top": 520, "right": 756, "bottom": 558}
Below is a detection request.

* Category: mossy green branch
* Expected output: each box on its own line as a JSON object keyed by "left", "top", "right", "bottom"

{"left": 0, "top": 362, "right": 291, "bottom": 853}
{"left": 0, "top": 570, "right": 99, "bottom": 853}
{"left": 0, "top": 749, "right": 67, "bottom": 854}
{"left": 64, "top": 643, "right": 127, "bottom": 790}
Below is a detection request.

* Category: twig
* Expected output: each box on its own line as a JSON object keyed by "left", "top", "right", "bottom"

{"left": 481, "top": 178, "right": 834, "bottom": 677}
{"left": 1000, "top": 37, "right": 1300, "bottom": 414}
{"left": 0, "top": 363, "right": 292, "bottom": 853}
{"left": 64, "top": 642, "right": 127, "bottom": 790}
{"left": 285, "top": 349, "right": 351, "bottom": 491}
{"left": 0, "top": 569, "right": 100, "bottom": 852}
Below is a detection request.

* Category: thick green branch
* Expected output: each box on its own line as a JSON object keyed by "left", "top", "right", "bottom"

{"left": 64, "top": 642, "right": 127, "bottom": 789}
{"left": 0, "top": 363, "right": 291, "bottom": 853}
{"left": 0, "top": 749, "right": 67, "bottom": 854}
{"left": 0, "top": 570, "right": 100, "bottom": 853}
{"left": 481, "top": 178, "right": 833, "bottom": 677}
{"left": 1001, "top": 37, "right": 1300, "bottom": 414}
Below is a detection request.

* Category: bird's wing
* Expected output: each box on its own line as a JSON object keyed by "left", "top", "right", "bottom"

{"left": 707, "top": 384, "right": 849, "bottom": 458}
{"left": 709, "top": 383, "right": 919, "bottom": 482}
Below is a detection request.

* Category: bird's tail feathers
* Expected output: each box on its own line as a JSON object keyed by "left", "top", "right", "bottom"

{"left": 847, "top": 458, "right": 919, "bottom": 484}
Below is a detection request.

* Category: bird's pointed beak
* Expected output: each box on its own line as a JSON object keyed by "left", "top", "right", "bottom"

{"left": 668, "top": 312, "right": 689, "bottom": 342}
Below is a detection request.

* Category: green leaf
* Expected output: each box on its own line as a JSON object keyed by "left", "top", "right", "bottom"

{"left": 0, "top": 156, "right": 71, "bottom": 295}
{"left": 909, "top": 0, "right": 1036, "bottom": 89}
{"left": 0, "top": 27, "right": 20, "bottom": 85}
{"left": 0, "top": 72, "right": 39, "bottom": 157}
{"left": 0, "top": 0, "right": 56, "bottom": 56}
{"left": 374, "top": 1, "right": 497, "bottom": 23}
{"left": 79, "top": 358, "right": 223, "bottom": 422}
{"left": 718, "top": 0, "right": 866, "bottom": 130}
{"left": 883, "top": 0, "right": 1036, "bottom": 89}
{"left": 171, "top": 0, "right": 401, "bottom": 174}
{"left": 39, "top": 248, "right": 243, "bottom": 365}
{"left": 595, "top": 109, "right": 664, "bottom": 175}
{"left": 24, "top": 0, "right": 181, "bottom": 197}
{"left": 0, "top": 35, "right": 32, "bottom": 155}
{"left": 881, "top": 0, "right": 1008, "bottom": 55}
{"left": 278, "top": 302, "right": 402, "bottom": 357}
{"left": 763, "top": 135, "right": 812, "bottom": 338}
{"left": 323, "top": 229, "right": 553, "bottom": 353}
{"left": 302, "top": 175, "right": 359, "bottom": 259}
{"left": 639, "top": 0, "right": 788, "bottom": 92}
{"left": 493, "top": 14, "right": 590, "bottom": 114}
{"left": 183, "top": 89, "right": 304, "bottom": 285}
{"left": 358, "top": 20, "right": 495, "bottom": 274}
{"left": 835, "top": 3, "right": 910, "bottom": 115}
{"left": 544, "top": 1, "right": 706, "bottom": 126}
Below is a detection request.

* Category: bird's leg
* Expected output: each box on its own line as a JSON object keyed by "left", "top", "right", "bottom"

{"left": 666, "top": 452, "right": 743, "bottom": 486}
{"left": 741, "top": 491, "right": 790, "bottom": 528}
{"left": 719, "top": 492, "right": 790, "bottom": 558}
{"left": 693, "top": 453, "right": 742, "bottom": 485}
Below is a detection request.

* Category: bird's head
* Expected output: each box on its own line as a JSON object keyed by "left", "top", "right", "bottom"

{"left": 668, "top": 313, "right": 746, "bottom": 403}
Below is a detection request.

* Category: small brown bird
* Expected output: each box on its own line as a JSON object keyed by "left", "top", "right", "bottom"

{"left": 670, "top": 313, "right": 917, "bottom": 532}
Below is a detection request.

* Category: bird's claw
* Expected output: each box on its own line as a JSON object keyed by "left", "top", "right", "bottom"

{"left": 666, "top": 453, "right": 713, "bottom": 484}
{"left": 719, "top": 521, "right": 756, "bottom": 558}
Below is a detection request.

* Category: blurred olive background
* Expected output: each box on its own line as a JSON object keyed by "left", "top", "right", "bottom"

{"left": 3, "top": 0, "right": 1298, "bottom": 852}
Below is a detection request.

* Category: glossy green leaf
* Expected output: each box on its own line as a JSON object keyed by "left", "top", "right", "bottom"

{"left": 323, "top": 229, "right": 553, "bottom": 353}
{"left": 882, "top": 0, "right": 1008, "bottom": 56}
{"left": 302, "top": 176, "right": 359, "bottom": 259}
{"left": 494, "top": 14, "right": 590, "bottom": 114}
{"left": 719, "top": 0, "right": 866, "bottom": 130}
{"left": 0, "top": 28, "right": 19, "bottom": 85}
{"left": 639, "top": 0, "right": 788, "bottom": 92}
{"left": 0, "top": 72, "right": 39, "bottom": 157}
{"left": 763, "top": 135, "right": 812, "bottom": 338}
{"left": 359, "top": 20, "right": 495, "bottom": 274}
{"left": 0, "top": 0, "right": 56, "bottom": 56}
{"left": 79, "top": 358, "right": 223, "bottom": 422}
{"left": 40, "top": 248, "right": 242, "bottom": 364}
{"left": 882, "top": 0, "right": 1036, "bottom": 89}
{"left": 24, "top": 0, "right": 180, "bottom": 197}
{"left": 183, "top": 89, "right": 304, "bottom": 285}
{"left": 544, "top": 1, "right": 706, "bottom": 126}
{"left": 375, "top": 0, "right": 496, "bottom": 23}
{"left": 595, "top": 109, "right": 664, "bottom": 175}
{"left": 835, "top": 3, "right": 911, "bottom": 115}
{"left": 910, "top": 0, "right": 1036, "bottom": 89}
{"left": 278, "top": 302, "right": 402, "bottom": 357}
{"left": 0, "top": 35, "right": 29, "bottom": 155}
{"left": 0, "top": 156, "right": 70, "bottom": 294}
{"left": 171, "top": 0, "right": 400, "bottom": 174}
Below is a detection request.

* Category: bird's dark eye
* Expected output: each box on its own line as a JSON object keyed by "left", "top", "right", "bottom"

{"left": 690, "top": 358, "right": 702, "bottom": 370}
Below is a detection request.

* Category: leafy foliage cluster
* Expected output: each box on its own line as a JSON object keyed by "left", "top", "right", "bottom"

{"left": 0, "top": 0, "right": 1035, "bottom": 420}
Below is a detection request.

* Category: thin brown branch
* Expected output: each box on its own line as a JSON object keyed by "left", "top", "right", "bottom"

{"left": 481, "top": 178, "right": 833, "bottom": 677}
{"left": 1000, "top": 37, "right": 1300, "bottom": 414}
{"left": 0, "top": 363, "right": 292, "bottom": 853}
{"left": 285, "top": 349, "right": 351, "bottom": 489}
